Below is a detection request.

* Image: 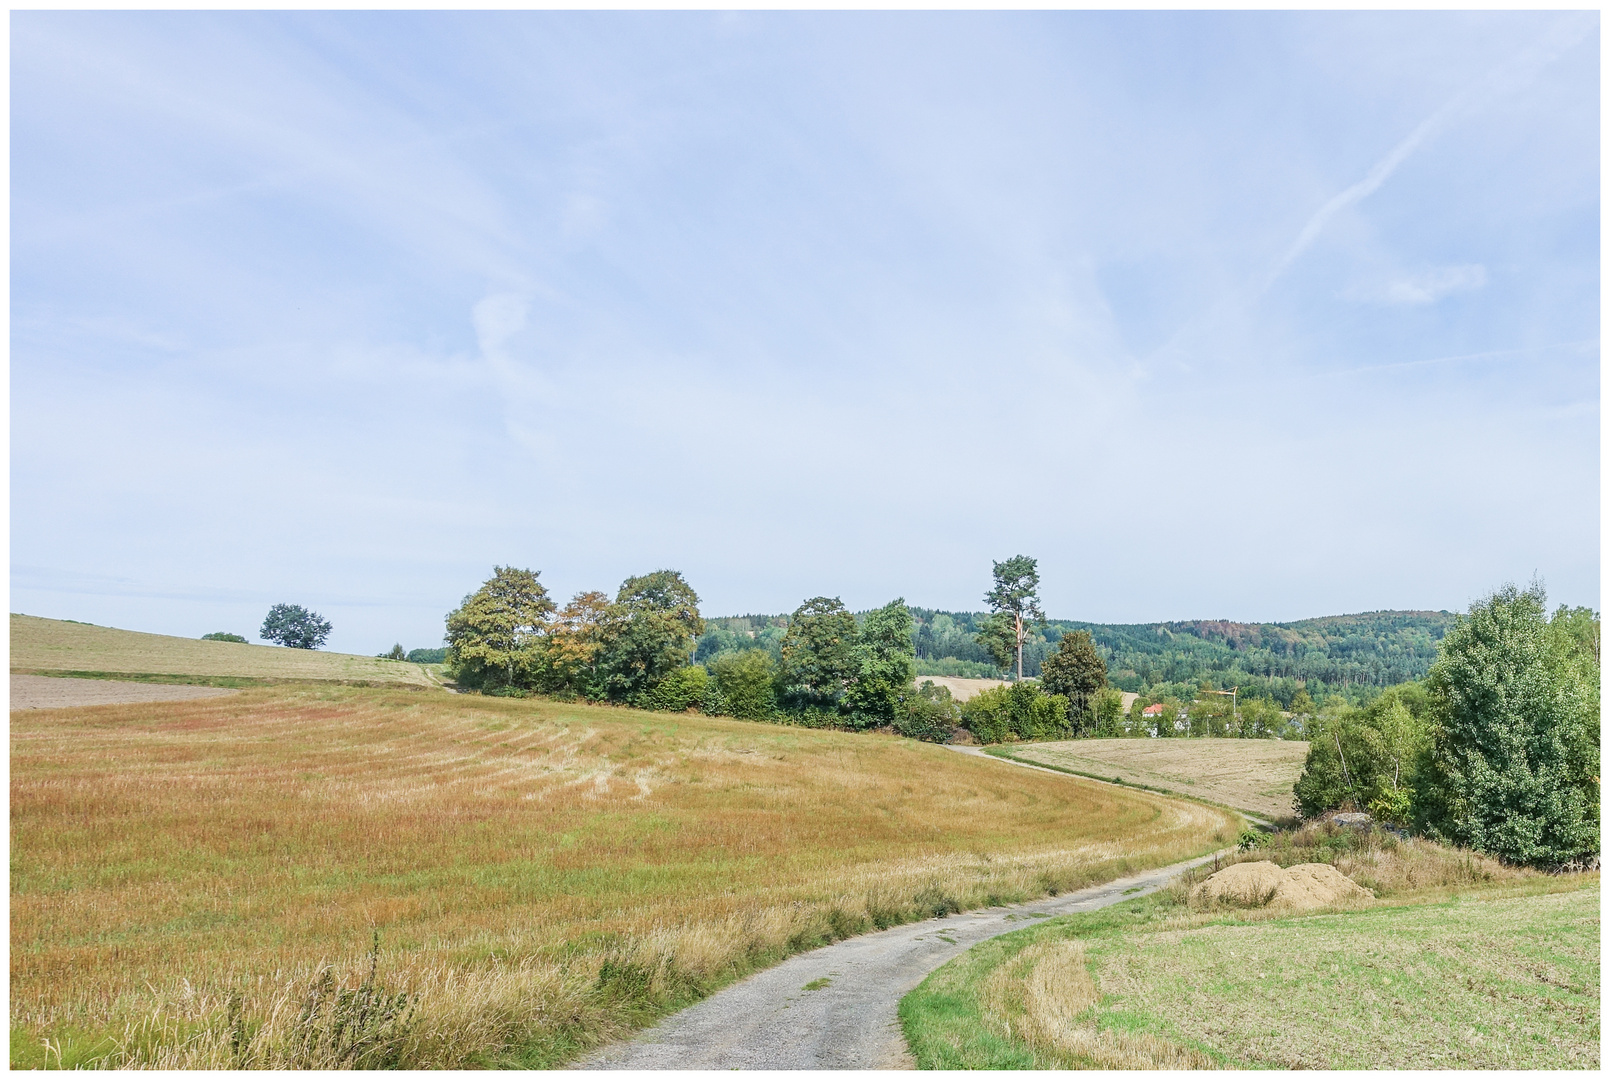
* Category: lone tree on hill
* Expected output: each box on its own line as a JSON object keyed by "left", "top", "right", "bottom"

{"left": 260, "top": 604, "right": 332, "bottom": 650}
{"left": 981, "top": 555, "right": 1044, "bottom": 680}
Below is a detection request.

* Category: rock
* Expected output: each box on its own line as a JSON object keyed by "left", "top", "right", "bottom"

{"left": 1191, "top": 860, "right": 1374, "bottom": 912}
{"left": 1329, "top": 812, "right": 1373, "bottom": 827}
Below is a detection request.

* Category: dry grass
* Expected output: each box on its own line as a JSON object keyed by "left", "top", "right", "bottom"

{"left": 10, "top": 684, "right": 1238, "bottom": 1068}
{"left": 1006, "top": 736, "right": 1310, "bottom": 818}
{"left": 978, "top": 939, "right": 1213, "bottom": 1069}
{"left": 9, "top": 614, "right": 437, "bottom": 687}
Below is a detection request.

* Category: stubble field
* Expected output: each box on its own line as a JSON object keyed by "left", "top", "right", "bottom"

{"left": 1003, "top": 736, "right": 1311, "bottom": 818}
{"left": 10, "top": 684, "right": 1238, "bottom": 1068}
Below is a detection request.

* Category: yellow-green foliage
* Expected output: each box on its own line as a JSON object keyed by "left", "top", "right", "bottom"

{"left": 10, "top": 685, "right": 1236, "bottom": 1068}
{"left": 10, "top": 614, "right": 437, "bottom": 687}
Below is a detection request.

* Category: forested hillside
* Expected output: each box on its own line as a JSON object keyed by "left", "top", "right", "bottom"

{"left": 699, "top": 608, "right": 1454, "bottom": 707}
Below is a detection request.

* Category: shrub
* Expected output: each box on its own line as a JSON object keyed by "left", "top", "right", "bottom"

{"left": 406, "top": 648, "right": 447, "bottom": 665}
{"left": 640, "top": 665, "right": 710, "bottom": 713}
{"left": 201, "top": 632, "right": 247, "bottom": 643}
{"left": 961, "top": 683, "right": 1069, "bottom": 744}
{"left": 709, "top": 650, "right": 777, "bottom": 720}
{"left": 895, "top": 680, "right": 960, "bottom": 743}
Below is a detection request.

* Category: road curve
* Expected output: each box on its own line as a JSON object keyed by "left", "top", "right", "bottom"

{"left": 576, "top": 849, "right": 1225, "bottom": 1070}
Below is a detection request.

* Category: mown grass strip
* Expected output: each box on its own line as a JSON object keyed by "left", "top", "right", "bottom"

{"left": 902, "top": 878, "right": 1600, "bottom": 1070}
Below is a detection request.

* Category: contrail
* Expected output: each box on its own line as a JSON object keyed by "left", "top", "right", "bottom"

{"left": 1312, "top": 338, "right": 1599, "bottom": 379}
{"left": 1262, "top": 15, "right": 1593, "bottom": 294}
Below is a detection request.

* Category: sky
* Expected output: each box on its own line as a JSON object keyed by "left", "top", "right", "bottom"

{"left": 10, "top": 11, "right": 1600, "bottom": 655}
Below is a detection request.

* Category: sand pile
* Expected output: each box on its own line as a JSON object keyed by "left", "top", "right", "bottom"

{"left": 1191, "top": 860, "right": 1374, "bottom": 911}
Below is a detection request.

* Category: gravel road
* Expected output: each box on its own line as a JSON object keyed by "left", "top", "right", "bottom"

{"left": 578, "top": 849, "right": 1223, "bottom": 1070}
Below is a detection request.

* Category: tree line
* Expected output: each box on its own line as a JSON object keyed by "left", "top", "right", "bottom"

{"left": 442, "top": 556, "right": 1118, "bottom": 743}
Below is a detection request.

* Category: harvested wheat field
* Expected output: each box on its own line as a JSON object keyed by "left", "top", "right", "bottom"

{"left": 1005, "top": 737, "right": 1310, "bottom": 819}
{"left": 10, "top": 685, "right": 1237, "bottom": 1068}
{"left": 9, "top": 614, "right": 437, "bottom": 687}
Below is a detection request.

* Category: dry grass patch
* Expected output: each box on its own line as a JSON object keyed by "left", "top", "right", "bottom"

{"left": 1005, "top": 736, "right": 1310, "bottom": 818}
{"left": 10, "top": 614, "right": 436, "bottom": 687}
{"left": 10, "top": 685, "right": 1236, "bottom": 1068}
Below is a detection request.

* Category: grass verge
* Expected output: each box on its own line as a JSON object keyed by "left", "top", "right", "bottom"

{"left": 902, "top": 833, "right": 1599, "bottom": 1069}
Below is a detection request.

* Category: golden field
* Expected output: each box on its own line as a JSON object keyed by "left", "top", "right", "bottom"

{"left": 1003, "top": 736, "right": 1311, "bottom": 819}
{"left": 9, "top": 614, "right": 437, "bottom": 687}
{"left": 10, "top": 685, "right": 1238, "bottom": 1067}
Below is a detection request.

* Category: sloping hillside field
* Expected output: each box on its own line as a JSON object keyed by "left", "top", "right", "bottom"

{"left": 10, "top": 683, "right": 1238, "bottom": 1067}
{"left": 9, "top": 614, "right": 436, "bottom": 687}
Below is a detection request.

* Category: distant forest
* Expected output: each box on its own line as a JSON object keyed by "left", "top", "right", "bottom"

{"left": 698, "top": 607, "right": 1454, "bottom": 707}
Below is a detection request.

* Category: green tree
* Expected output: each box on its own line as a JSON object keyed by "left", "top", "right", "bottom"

{"left": 982, "top": 555, "right": 1044, "bottom": 680}
{"left": 597, "top": 570, "right": 706, "bottom": 703}
{"left": 201, "top": 631, "right": 247, "bottom": 643}
{"left": 973, "top": 613, "right": 1017, "bottom": 673}
{"left": 779, "top": 597, "right": 859, "bottom": 707}
{"left": 709, "top": 650, "right": 777, "bottom": 720}
{"left": 1040, "top": 630, "right": 1107, "bottom": 733}
{"left": 1417, "top": 583, "right": 1600, "bottom": 866}
{"left": 444, "top": 567, "right": 555, "bottom": 690}
{"left": 1090, "top": 686, "right": 1125, "bottom": 737}
{"left": 260, "top": 603, "right": 333, "bottom": 650}
{"left": 379, "top": 643, "right": 406, "bottom": 660}
{"left": 844, "top": 599, "right": 916, "bottom": 730}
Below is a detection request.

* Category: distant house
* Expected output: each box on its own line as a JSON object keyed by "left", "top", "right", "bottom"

{"left": 1141, "top": 703, "right": 1166, "bottom": 719}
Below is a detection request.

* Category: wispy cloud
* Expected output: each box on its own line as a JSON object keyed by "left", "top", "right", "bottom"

{"left": 1343, "top": 264, "right": 1487, "bottom": 306}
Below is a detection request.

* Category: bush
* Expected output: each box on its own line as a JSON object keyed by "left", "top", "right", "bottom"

{"left": 709, "top": 650, "right": 777, "bottom": 720}
{"left": 201, "top": 632, "right": 247, "bottom": 643}
{"left": 895, "top": 680, "right": 959, "bottom": 743}
{"left": 640, "top": 665, "right": 710, "bottom": 713}
{"left": 960, "top": 683, "right": 1069, "bottom": 744}
{"left": 406, "top": 648, "right": 447, "bottom": 664}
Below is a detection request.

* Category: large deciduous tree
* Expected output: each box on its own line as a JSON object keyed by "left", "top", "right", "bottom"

{"left": 779, "top": 596, "right": 859, "bottom": 707}
{"left": 597, "top": 570, "right": 705, "bottom": 703}
{"left": 982, "top": 555, "right": 1044, "bottom": 680}
{"left": 444, "top": 566, "right": 555, "bottom": 690}
{"left": 843, "top": 598, "right": 916, "bottom": 730}
{"left": 1416, "top": 583, "right": 1599, "bottom": 867}
{"left": 260, "top": 603, "right": 332, "bottom": 650}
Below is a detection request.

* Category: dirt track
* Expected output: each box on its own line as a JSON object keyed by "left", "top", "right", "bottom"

{"left": 10, "top": 673, "right": 238, "bottom": 710}
{"left": 576, "top": 849, "right": 1221, "bottom": 1070}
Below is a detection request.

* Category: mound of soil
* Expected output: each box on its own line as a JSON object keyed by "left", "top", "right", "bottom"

{"left": 1191, "top": 860, "right": 1373, "bottom": 911}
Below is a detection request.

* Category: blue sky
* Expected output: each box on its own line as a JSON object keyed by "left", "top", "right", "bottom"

{"left": 11, "top": 11, "right": 1599, "bottom": 654}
